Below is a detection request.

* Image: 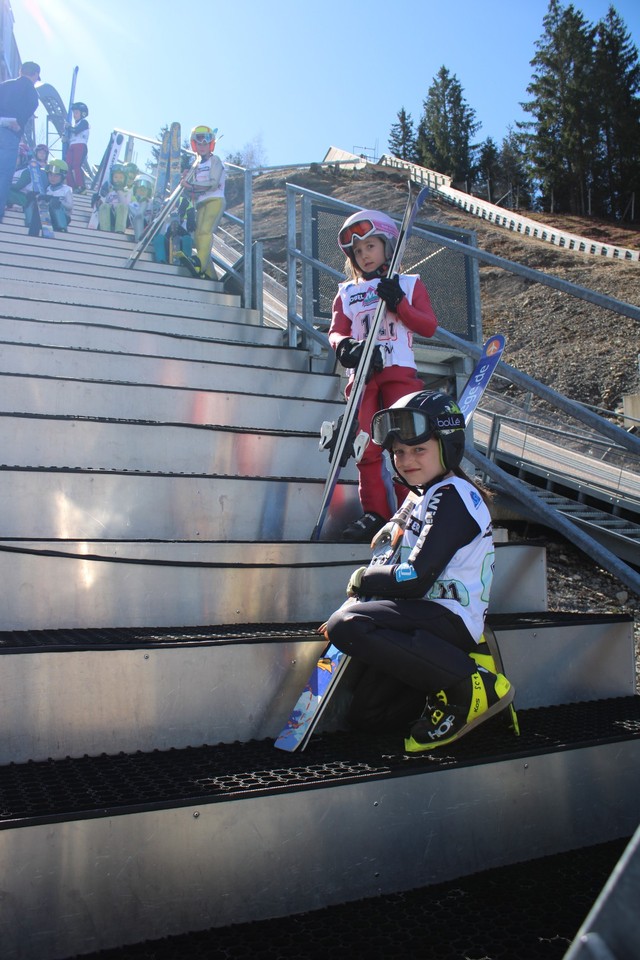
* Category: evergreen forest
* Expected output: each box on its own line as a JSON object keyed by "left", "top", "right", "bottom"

{"left": 387, "top": 0, "right": 640, "bottom": 218}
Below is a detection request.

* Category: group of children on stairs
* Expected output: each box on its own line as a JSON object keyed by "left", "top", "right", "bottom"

{"left": 9, "top": 113, "right": 224, "bottom": 284}
{"left": 93, "top": 123, "right": 225, "bottom": 282}
{"left": 9, "top": 142, "right": 73, "bottom": 234}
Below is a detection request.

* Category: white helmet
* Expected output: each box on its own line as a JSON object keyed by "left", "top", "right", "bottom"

{"left": 338, "top": 209, "right": 399, "bottom": 265}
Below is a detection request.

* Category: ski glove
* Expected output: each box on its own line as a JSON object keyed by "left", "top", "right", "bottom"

{"left": 346, "top": 566, "right": 367, "bottom": 597}
{"left": 376, "top": 275, "right": 405, "bottom": 312}
{"left": 336, "top": 338, "right": 384, "bottom": 380}
{"left": 336, "top": 337, "right": 364, "bottom": 369}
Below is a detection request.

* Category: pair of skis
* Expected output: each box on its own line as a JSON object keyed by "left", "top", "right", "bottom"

{"left": 88, "top": 132, "right": 124, "bottom": 229}
{"left": 310, "top": 185, "right": 430, "bottom": 542}
{"left": 274, "top": 334, "right": 506, "bottom": 753}
{"left": 62, "top": 65, "right": 79, "bottom": 161}
{"left": 153, "top": 122, "right": 182, "bottom": 209}
{"left": 27, "top": 159, "right": 54, "bottom": 239}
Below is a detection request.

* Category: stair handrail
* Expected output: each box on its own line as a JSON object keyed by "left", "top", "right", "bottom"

{"left": 432, "top": 326, "right": 640, "bottom": 458}
{"left": 467, "top": 446, "right": 640, "bottom": 597}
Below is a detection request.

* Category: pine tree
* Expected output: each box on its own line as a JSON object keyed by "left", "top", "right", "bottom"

{"left": 499, "top": 127, "right": 534, "bottom": 210}
{"left": 388, "top": 108, "right": 417, "bottom": 161}
{"left": 521, "top": 0, "right": 597, "bottom": 214}
{"left": 416, "top": 66, "right": 480, "bottom": 185}
{"left": 592, "top": 6, "right": 640, "bottom": 218}
{"left": 476, "top": 137, "right": 501, "bottom": 202}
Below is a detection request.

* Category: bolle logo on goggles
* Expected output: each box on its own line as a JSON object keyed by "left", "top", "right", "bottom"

{"left": 434, "top": 414, "right": 465, "bottom": 430}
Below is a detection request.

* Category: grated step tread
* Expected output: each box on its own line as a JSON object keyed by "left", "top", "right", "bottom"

{"left": 65, "top": 837, "right": 630, "bottom": 960}
{"left": 1, "top": 696, "right": 639, "bottom": 829}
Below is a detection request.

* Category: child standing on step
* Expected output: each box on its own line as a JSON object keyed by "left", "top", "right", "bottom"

{"left": 329, "top": 209, "right": 438, "bottom": 542}
{"left": 64, "top": 102, "right": 89, "bottom": 194}
{"left": 182, "top": 125, "right": 225, "bottom": 280}
{"left": 324, "top": 389, "right": 515, "bottom": 752}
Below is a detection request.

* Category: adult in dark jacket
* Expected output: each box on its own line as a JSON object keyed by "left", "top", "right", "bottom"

{"left": 0, "top": 61, "right": 40, "bottom": 222}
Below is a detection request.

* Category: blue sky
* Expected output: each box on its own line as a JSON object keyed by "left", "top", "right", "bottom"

{"left": 11, "top": 0, "right": 640, "bottom": 171}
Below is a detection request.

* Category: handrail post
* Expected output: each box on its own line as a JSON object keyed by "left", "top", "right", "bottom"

{"left": 243, "top": 168, "right": 253, "bottom": 309}
{"left": 253, "top": 240, "right": 264, "bottom": 324}
{"left": 286, "top": 184, "right": 299, "bottom": 347}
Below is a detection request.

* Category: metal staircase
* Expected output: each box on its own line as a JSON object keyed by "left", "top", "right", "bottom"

{"left": 0, "top": 189, "right": 638, "bottom": 960}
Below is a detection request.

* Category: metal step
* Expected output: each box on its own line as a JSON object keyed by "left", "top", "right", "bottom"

{"left": 0, "top": 414, "right": 345, "bottom": 477}
{"left": 0, "top": 342, "right": 340, "bottom": 399}
{"left": 0, "top": 248, "right": 224, "bottom": 295}
{"left": 0, "top": 611, "right": 631, "bottom": 763}
{"left": 0, "top": 235, "right": 191, "bottom": 272}
{"left": 0, "top": 316, "right": 309, "bottom": 371}
{"left": 42, "top": 838, "right": 630, "bottom": 960}
{"left": 0, "top": 471, "right": 354, "bottom": 541}
{"left": 0, "top": 295, "right": 271, "bottom": 339}
{"left": 0, "top": 696, "right": 638, "bottom": 960}
{"left": 0, "top": 264, "right": 234, "bottom": 308}
{"left": 0, "top": 374, "right": 342, "bottom": 428}
{"left": 0, "top": 540, "right": 547, "bottom": 631}
{"left": 0, "top": 222, "right": 162, "bottom": 263}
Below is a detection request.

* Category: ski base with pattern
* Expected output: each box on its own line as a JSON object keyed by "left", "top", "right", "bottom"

{"left": 310, "top": 184, "right": 430, "bottom": 542}
{"left": 27, "top": 159, "right": 54, "bottom": 239}
{"left": 275, "top": 334, "right": 510, "bottom": 752}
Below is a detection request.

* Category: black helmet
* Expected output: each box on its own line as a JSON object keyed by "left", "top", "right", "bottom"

{"left": 72, "top": 101, "right": 88, "bottom": 117}
{"left": 372, "top": 390, "right": 466, "bottom": 480}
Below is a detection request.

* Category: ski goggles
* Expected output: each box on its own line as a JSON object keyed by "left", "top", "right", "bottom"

{"left": 338, "top": 218, "right": 378, "bottom": 249}
{"left": 192, "top": 133, "right": 214, "bottom": 144}
{"left": 371, "top": 407, "right": 465, "bottom": 448}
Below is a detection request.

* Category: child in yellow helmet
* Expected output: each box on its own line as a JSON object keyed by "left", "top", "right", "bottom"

{"left": 182, "top": 125, "right": 225, "bottom": 280}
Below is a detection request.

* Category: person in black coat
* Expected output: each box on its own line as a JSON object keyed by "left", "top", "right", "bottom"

{"left": 0, "top": 61, "right": 41, "bottom": 222}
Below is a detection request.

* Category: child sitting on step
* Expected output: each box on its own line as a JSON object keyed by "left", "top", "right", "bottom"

{"left": 324, "top": 389, "right": 515, "bottom": 753}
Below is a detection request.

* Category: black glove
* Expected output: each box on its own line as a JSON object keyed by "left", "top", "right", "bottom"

{"left": 336, "top": 338, "right": 384, "bottom": 381}
{"left": 377, "top": 275, "right": 405, "bottom": 312}
{"left": 336, "top": 338, "right": 364, "bottom": 369}
{"left": 370, "top": 345, "right": 384, "bottom": 374}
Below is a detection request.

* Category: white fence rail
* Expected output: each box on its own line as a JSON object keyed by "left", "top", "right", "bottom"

{"left": 375, "top": 153, "right": 640, "bottom": 263}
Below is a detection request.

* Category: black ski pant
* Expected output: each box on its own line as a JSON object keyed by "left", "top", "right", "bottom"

{"left": 326, "top": 598, "right": 477, "bottom": 733}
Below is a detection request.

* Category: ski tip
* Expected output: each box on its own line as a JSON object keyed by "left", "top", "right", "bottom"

{"left": 484, "top": 334, "right": 505, "bottom": 357}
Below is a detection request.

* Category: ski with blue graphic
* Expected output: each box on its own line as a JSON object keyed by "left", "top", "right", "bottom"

{"left": 27, "top": 158, "right": 54, "bottom": 239}
{"left": 310, "top": 184, "right": 430, "bottom": 542}
{"left": 276, "top": 334, "right": 506, "bottom": 752}
{"left": 62, "top": 65, "right": 79, "bottom": 160}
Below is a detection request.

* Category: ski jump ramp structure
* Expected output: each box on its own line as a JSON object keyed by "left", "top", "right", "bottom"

{"left": 0, "top": 169, "right": 637, "bottom": 959}
{"left": 324, "top": 145, "right": 640, "bottom": 262}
